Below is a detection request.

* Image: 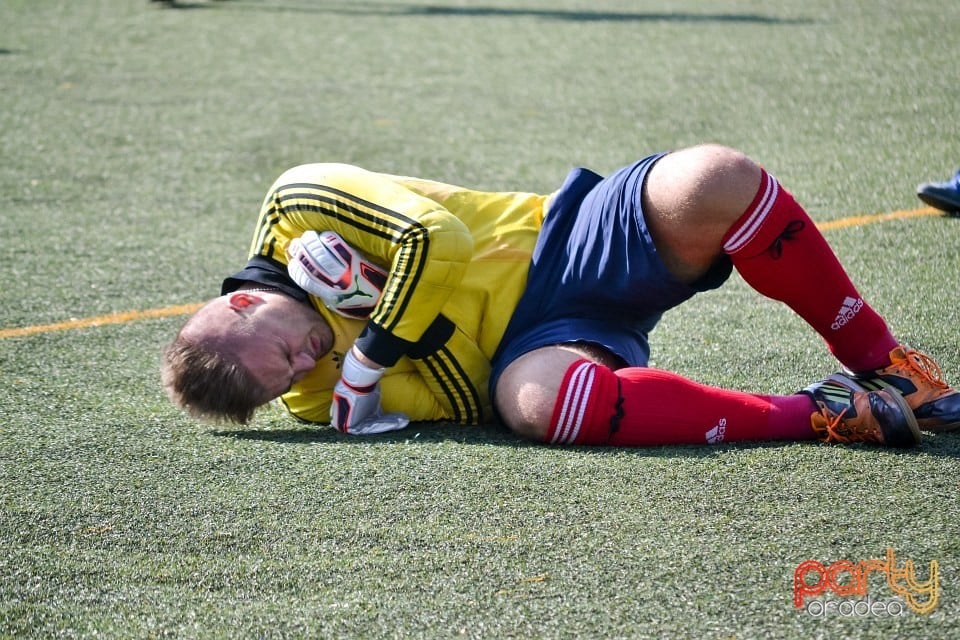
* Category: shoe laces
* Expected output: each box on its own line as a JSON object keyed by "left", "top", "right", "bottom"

{"left": 894, "top": 349, "right": 948, "bottom": 390}
{"left": 814, "top": 404, "right": 873, "bottom": 443}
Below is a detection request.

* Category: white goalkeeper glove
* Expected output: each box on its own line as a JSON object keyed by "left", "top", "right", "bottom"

{"left": 331, "top": 348, "right": 410, "bottom": 435}
{"left": 286, "top": 230, "right": 387, "bottom": 319}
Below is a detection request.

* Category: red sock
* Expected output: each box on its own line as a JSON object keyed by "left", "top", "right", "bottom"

{"left": 546, "top": 360, "right": 817, "bottom": 446}
{"left": 722, "top": 169, "right": 898, "bottom": 372}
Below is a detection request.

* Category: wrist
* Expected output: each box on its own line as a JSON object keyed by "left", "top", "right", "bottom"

{"left": 341, "top": 347, "right": 385, "bottom": 390}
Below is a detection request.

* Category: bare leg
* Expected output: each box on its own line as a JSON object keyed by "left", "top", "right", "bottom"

{"left": 641, "top": 144, "right": 761, "bottom": 284}
{"left": 495, "top": 343, "right": 622, "bottom": 440}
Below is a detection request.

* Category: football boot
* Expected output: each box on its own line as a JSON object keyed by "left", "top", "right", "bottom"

{"left": 802, "top": 375, "right": 920, "bottom": 448}
{"left": 917, "top": 169, "right": 960, "bottom": 215}
{"left": 848, "top": 346, "right": 960, "bottom": 433}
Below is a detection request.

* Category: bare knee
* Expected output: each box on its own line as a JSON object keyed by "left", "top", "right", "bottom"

{"left": 648, "top": 144, "right": 760, "bottom": 223}
{"left": 495, "top": 365, "right": 558, "bottom": 441}
{"left": 494, "top": 344, "right": 623, "bottom": 441}
{"left": 643, "top": 144, "right": 762, "bottom": 282}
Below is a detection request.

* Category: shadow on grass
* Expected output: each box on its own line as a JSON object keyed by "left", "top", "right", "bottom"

{"left": 211, "top": 422, "right": 959, "bottom": 457}
{"left": 158, "top": 0, "right": 812, "bottom": 25}
{"left": 213, "top": 421, "right": 526, "bottom": 446}
{"left": 150, "top": 0, "right": 237, "bottom": 8}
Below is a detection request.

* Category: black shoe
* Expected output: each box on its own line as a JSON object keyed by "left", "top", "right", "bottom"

{"left": 917, "top": 169, "right": 960, "bottom": 215}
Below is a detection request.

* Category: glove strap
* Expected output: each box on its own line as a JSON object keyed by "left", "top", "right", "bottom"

{"left": 341, "top": 348, "right": 384, "bottom": 392}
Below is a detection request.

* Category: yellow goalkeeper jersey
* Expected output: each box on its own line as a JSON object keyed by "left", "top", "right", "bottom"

{"left": 234, "top": 163, "right": 548, "bottom": 424}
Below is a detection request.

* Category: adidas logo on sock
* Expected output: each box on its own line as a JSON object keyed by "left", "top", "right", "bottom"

{"left": 705, "top": 418, "right": 728, "bottom": 444}
{"left": 831, "top": 296, "right": 863, "bottom": 330}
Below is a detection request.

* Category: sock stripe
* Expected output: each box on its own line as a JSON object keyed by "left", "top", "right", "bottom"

{"left": 722, "top": 170, "right": 779, "bottom": 255}
{"left": 550, "top": 361, "right": 596, "bottom": 444}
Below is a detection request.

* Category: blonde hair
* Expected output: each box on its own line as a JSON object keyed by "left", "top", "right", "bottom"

{"left": 160, "top": 321, "right": 271, "bottom": 425}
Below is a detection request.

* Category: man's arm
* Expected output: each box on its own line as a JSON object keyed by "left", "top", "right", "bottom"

{"left": 248, "top": 162, "right": 474, "bottom": 368}
{"left": 244, "top": 163, "right": 477, "bottom": 431}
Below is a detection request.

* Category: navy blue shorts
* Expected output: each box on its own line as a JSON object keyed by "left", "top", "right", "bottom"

{"left": 489, "top": 152, "right": 733, "bottom": 399}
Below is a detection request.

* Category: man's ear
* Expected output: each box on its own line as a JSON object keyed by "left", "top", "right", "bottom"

{"left": 228, "top": 292, "right": 265, "bottom": 311}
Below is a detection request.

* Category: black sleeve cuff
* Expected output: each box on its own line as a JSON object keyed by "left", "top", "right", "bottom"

{"left": 355, "top": 314, "right": 456, "bottom": 367}
{"left": 354, "top": 322, "right": 414, "bottom": 368}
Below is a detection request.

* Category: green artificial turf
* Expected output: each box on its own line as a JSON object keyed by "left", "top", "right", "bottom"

{"left": 1, "top": 1, "right": 959, "bottom": 638}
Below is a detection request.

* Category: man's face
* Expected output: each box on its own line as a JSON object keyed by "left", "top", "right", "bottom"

{"left": 185, "top": 291, "right": 335, "bottom": 401}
